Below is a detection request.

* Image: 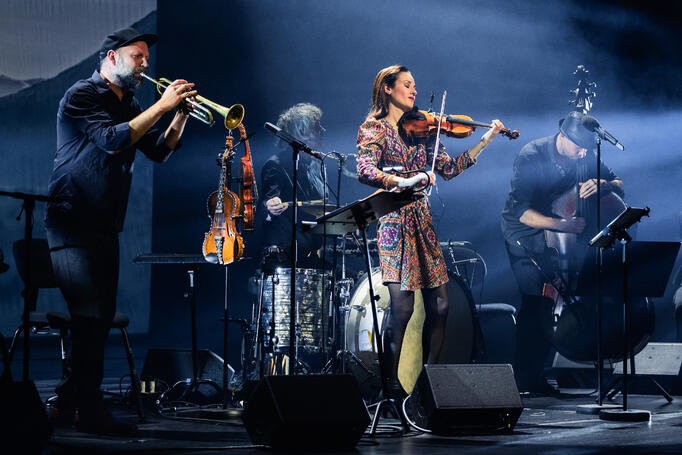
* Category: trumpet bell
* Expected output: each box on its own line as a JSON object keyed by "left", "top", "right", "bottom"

{"left": 196, "top": 95, "right": 244, "bottom": 130}
{"left": 222, "top": 104, "right": 245, "bottom": 130}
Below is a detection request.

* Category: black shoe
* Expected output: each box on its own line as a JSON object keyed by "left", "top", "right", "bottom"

{"left": 47, "top": 394, "right": 77, "bottom": 427}
{"left": 75, "top": 405, "right": 138, "bottom": 436}
{"left": 519, "top": 379, "right": 560, "bottom": 396}
{"left": 388, "top": 379, "right": 408, "bottom": 402}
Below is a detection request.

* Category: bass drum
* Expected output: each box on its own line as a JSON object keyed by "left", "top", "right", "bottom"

{"left": 344, "top": 269, "right": 477, "bottom": 399}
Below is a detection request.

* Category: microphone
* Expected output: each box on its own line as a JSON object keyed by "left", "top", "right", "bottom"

{"left": 581, "top": 115, "right": 624, "bottom": 151}
{"left": 263, "top": 122, "right": 323, "bottom": 159}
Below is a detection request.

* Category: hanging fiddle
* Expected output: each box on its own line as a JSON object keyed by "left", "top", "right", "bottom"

{"left": 202, "top": 135, "right": 244, "bottom": 265}
{"left": 237, "top": 123, "right": 258, "bottom": 232}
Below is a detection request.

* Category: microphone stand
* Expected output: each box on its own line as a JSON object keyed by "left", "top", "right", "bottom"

{"left": 264, "top": 123, "right": 322, "bottom": 374}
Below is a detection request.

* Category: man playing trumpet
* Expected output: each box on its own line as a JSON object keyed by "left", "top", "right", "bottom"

{"left": 45, "top": 27, "right": 195, "bottom": 435}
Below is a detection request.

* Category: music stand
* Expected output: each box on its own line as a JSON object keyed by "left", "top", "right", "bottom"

{"left": 305, "top": 189, "right": 422, "bottom": 436}
{"left": 133, "top": 254, "right": 224, "bottom": 405}
{"left": 585, "top": 207, "right": 679, "bottom": 421}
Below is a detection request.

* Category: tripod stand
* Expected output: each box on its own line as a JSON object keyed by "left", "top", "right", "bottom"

{"left": 305, "top": 188, "right": 422, "bottom": 435}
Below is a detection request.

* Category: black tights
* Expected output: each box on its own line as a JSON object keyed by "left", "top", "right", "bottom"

{"left": 386, "top": 283, "right": 448, "bottom": 379}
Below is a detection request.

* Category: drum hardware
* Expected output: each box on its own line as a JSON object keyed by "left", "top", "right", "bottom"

{"left": 247, "top": 264, "right": 333, "bottom": 378}
{"left": 441, "top": 241, "right": 486, "bottom": 294}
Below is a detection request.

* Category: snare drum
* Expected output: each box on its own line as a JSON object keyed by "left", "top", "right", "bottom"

{"left": 344, "top": 269, "right": 477, "bottom": 397}
{"left": 260, "top": 268, "right": 332, "bottom": 353}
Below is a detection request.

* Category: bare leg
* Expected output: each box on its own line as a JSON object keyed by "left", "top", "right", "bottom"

{"left": 421, "top": 284, "right": 449, "bottom": 364}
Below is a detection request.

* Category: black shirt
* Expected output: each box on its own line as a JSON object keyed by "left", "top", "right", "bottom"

{"left": 259, "top": 152, "right": 326, "bottom": 256}
{"left": 46, "top": 71, "right": 176, "bottom": 236}
{"left": 501, "top": 134, "right": 622, "bottom": 252}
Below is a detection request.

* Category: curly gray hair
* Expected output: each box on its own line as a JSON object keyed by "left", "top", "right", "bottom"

{"left": 275, "top": 103, "right": 323, "bottom": 149}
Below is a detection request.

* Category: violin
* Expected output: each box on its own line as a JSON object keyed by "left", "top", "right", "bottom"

{"left": 400, "top": 108, "right": 519, "bottom": 140}
{"left": 237, "top": 123, "right": 258, "bottom": 232}
{"left": 202, "top": 135, "right": 244, "bottom": 265}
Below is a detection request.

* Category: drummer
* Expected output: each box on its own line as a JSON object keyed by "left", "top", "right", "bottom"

{"left": 355, "top": 65, "right": 505, "bottom": 397}
{"left": 259, "top": 103, "right": 331, "bottom": 269}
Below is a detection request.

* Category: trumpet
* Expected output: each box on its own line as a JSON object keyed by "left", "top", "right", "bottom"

{"left": 140, "top": 73, "right": 244, "bottom": 130}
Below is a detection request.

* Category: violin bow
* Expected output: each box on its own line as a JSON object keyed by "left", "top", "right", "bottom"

{"left": 427, "top": 90, "right": 447, "bottom": 196}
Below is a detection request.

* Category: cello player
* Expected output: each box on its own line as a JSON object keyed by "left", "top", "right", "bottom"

{"left": 501, "top": 111, "right": 624, "bottom": 394}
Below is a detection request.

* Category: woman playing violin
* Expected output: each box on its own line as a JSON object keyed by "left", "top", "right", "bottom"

{"left": 356, "top": 65, "right": 505, "bottom": 394}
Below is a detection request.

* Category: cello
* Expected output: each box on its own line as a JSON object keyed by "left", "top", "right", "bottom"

{"left": 202, "top": 135, "right": 244, "bottom": 265}
{"left": 542, "top": 66, "right": 653, "bottom": 362}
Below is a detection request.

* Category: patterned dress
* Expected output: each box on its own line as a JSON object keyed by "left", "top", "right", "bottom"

{"left": 356, "top": 118, "right": 476, "bottom": 291}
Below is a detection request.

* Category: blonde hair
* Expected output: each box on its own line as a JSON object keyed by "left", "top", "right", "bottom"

{"left": 367, "top": 65, "right": 409, "bottom": 121}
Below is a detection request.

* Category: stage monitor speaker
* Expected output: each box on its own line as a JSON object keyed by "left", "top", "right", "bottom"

{"left": 411, "top": 364, "right": 522, "bottom": 435}
{"left": 242, "top": 374, "right": 370, "bottom": 450}
{"left": 141, "top": 348, "right": 233, "bottom": 389}
{"left": 0, "top": 381, "right": 51, "bottom": 454}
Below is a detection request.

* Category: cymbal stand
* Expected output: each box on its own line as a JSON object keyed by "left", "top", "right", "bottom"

{"left": 328, "top": 153, "right": 348, "bottom": 374}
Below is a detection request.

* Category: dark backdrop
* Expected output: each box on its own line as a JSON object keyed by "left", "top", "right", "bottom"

{"left": 150, "top": 0, "right": 682, "bottom": 368}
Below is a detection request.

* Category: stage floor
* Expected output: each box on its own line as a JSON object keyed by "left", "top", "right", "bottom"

{"left": 28, "top": 379, "right": 682, "bottom": 455}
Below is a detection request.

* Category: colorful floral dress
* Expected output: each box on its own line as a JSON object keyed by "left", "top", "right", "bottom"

{"left": 356, "top": 118, "right": 476, "bottom": 291}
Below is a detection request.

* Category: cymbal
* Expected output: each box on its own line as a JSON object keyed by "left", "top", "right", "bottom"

{"left": 282, "top": 200, "right": 339, "bottom": 217}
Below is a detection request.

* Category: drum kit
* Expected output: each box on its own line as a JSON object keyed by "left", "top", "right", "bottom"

{"left": 243, "top": 233, "right": 489, "bottom": 401}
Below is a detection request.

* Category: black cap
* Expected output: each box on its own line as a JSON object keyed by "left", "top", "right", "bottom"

{"left": 558, "top": 111, "right": 597, "bottom": 150}
{"left": 99, "top": 27, "right": 158, "bottom": 60}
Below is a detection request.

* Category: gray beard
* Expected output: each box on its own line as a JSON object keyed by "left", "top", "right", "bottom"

{"left": 113, "top": 68, "right": 143, "bottom": 91}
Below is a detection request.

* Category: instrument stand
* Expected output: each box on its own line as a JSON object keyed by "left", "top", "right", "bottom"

{"left": 0, "top": 190, "right": 56, "bottom": 381}
{"left": 179, "top": 266, "right": 222, "bottom": 403}
{"left": 587, "top": 206, "right": 652, "bottom": 422}
{"left": 221, "top": 265, "right": 231, "bottom": 408}
{"left": 305, "top": 189, "right": 422, "bottom": 436}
